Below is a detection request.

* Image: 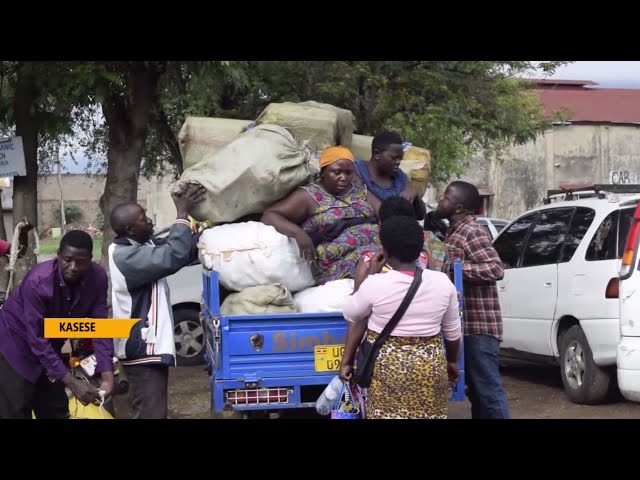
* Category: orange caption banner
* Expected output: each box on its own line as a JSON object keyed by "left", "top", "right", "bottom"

{"left": 44, "top": 318, "right": 139, "bottom": 338}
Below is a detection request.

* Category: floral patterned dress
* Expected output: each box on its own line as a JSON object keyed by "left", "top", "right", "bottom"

{"left": 423, "top": 231, "right": 447, "bottom": 271}
{"left": 300, "top": 183, "right": 380, "bottom": 284}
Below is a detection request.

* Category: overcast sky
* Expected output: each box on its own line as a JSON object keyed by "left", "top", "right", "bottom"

{"left": 538, "top": 61, "right": 640, "bottom": 88}
{"left": 61, "top": 61, "right": 640, "bottom": 173}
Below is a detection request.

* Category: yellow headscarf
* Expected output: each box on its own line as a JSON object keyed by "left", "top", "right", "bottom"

{"left": 319, "top": 146, "right": 355, "bottom": 169}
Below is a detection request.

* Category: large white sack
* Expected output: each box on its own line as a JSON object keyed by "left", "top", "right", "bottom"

{"left": 176, "top": 124, "right": 317, "bottom": 223}
{"left": 197, "top": 221, "right": 315, "bottom": 293}
{"left": 294, "top": 279, "right": 355, "bottom": 313}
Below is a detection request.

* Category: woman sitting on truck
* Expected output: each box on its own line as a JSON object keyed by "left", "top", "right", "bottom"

{"left": 339, "top": 215, "right": 462, "bottom": 419}
{"left": 261, "top": 146, "right": 381, "bottom": 285}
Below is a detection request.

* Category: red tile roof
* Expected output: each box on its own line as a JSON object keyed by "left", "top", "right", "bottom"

{"left": 529, "top": 79, "right": 640, "bottom": 124}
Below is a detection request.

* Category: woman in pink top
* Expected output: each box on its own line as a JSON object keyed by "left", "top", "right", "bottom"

{"left": 339, "top": 215, "right": 462, "bottom": 419}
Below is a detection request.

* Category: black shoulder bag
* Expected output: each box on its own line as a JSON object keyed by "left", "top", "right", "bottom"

{"left": 353, "top": 268, "right": 423, "bottom": 388}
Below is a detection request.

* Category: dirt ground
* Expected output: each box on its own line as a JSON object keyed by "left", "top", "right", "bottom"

{"left": 110, "top": 362, "right": 640, "bottom": 419}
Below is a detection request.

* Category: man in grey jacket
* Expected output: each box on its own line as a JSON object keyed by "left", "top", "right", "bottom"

{"left": 108, "top": 183, "right": 206, "bottom": 419}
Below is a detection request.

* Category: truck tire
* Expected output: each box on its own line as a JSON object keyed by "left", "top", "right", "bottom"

{"left": 559, "top": 325, "right": 611, "bottom": 405}
{"left": 173, "top": 307, "right": 205, "bottom": 366}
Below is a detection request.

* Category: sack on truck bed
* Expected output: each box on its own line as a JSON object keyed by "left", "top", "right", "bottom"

{"left": 197, "top": 221, "right": 316, "bottom": 293}
{"left": 293, "top": 279, "right": 355, "bottom": 313}
{"left": 176, "top": 124, "right": 316, "bottom": 224}
{"left": 255, "top": 101, "right": 355, "bottom": 152}
{"left": 220, "top": 284, "right": 297, "bottom": 316}
{"left": 178, "top": 117, "right": 254, "bottom": 171}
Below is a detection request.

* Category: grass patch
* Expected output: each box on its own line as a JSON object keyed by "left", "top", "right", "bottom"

{"left": 38, "top": 236, "right": 103, "bottom": 261}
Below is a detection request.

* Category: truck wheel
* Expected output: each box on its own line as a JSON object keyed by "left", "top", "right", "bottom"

{"left": 559, "top": 325, "right": 611, "bottom": 405}
{"left": 173, "top": 307, "right": 205, "bottom": 366}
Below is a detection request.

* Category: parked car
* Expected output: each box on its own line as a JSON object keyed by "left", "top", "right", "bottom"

{"left": 618, "top": 200, "right": 640, "bottom": 402}
{"left": 491, "top": 185, "right": 640, "bottom": 404}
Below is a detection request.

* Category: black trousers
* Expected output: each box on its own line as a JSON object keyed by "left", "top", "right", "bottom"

{"left": 0, "top": 352, "right": 69, "bottom": 419}
{"left": 122, "top": 364, "right": 169, "bottom": 419}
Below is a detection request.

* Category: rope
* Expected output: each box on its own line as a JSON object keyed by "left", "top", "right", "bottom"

{"left": 5, "top": 221, "right": 40, "bottom": 296}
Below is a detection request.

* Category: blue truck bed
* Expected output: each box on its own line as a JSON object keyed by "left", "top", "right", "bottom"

{"left": 202, "top": 267, "right": 465, "bottom": 415}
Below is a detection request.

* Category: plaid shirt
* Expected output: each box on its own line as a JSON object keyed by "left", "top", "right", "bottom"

{"left": 444, "top": 215, "right": 504, "bottom": 340}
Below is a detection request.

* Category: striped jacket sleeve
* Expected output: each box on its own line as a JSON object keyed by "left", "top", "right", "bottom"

{"left": 112, "top": 218, "right": 201, "bottom": 291}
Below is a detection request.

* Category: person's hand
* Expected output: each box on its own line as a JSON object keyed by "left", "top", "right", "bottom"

{"left": 294, "top": 231, "right": 317, "bottom": 263}
{"left": 447, "top": 361, "right": 459, "bottom": 389}
{"left": 98, "top": 371, "right": 115, "bottom": 398}
{"left": 367, "top": 248, "right": 388, "bottom": 275}
{"left": 63, "top": 374, "right": 99, "bottom": 406}
{"left": 20, "top": 217, "right": 34, "bottom": 231}
{"left": 400, "top": 187, "right": 417, "bottom": 203}
{"left": 339, "top": 363, "right": 353, "bottom": 382}
{"left": 172, "top": 183, "right": 207, "bottom": 216}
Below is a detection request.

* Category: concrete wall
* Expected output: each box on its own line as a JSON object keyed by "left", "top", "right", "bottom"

{"left": 424, "top": 124, "right": 640, "bottom": 222}
{"left": 145, "top": 177, "right": 179, "bottom": 231}
{"left": 1, "top": 174, "right": 152, "bottom": 240}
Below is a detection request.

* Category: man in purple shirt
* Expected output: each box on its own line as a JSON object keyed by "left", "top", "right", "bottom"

{"left": 0, "top": 230, "right": 114, "bottom": 419}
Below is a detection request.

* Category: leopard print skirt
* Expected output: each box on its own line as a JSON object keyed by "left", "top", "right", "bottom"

{"left": 365, "top": 330, "right": 449, "bottom": 419}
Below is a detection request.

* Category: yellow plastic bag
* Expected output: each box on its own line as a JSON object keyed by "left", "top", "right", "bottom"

{"left": 31, "top": 398, "right": 114, "bottom": 419}
{"left": 68, "top": 398, "right": 114, "bottom": 419}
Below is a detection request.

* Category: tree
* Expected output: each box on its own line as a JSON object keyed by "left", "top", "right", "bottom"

{"left": 89, "top": 61, "right": 164, "bottom": 262}
{"left": 142, "top": 61, "right": 249, "bottom": 179}
{"left": 71, "top": 61, "right": 239, "bottom": 261}
{"left": 0, "top": 61, "right": 86, "bottom": 285}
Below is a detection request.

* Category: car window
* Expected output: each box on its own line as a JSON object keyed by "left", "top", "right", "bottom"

{"left": 618, "top": 207, "right": 636, "bottom": 258}
{"left": 493, "top": 213, "right": 538, "bottom": 269}
{"left": 560, "top": 207, "right": 595, "bottom": 263}
{"left": 493, "top": 222, "right": 507, "bottom": 233}
{"left": 476, "top": 219, "right": 492, "bottom": 239}
{"left": 522, "top": 208, "right": 574, "bottom": 267}
{"left": 586, "top": 211, "right": 619, "bottom": 261}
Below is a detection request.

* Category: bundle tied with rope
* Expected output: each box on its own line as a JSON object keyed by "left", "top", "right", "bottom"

{"left": 5, "top": 220, "right": 40, "bottom": 296}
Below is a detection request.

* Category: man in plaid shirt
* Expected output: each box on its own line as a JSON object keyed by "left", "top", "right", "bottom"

{"left": 436, "top": 181, "right": 510, "bottom": 419}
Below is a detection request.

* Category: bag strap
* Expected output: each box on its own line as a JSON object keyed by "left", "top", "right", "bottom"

{"left": 373, "top": 268, "right": 423, "bottom": 348}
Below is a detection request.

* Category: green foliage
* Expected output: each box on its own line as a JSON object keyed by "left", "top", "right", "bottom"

{"left": 52, "top": 204, "right": 83, "bottom": 224}
{"left": 172, "top": 61, "right": 569, "bottom": 184}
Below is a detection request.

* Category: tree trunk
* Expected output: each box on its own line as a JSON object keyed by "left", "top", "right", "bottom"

{"left": 99, "top": 63, "right": 160, "bottom": 266}
{"left": 11, "top": 63, "right": 39, "bottom": 286}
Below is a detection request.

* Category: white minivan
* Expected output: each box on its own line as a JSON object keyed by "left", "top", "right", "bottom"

{"left": 617, "top": 201, "right": 640, "bottom": 401}
{"left": 492, "top": 185, "right": 640, "bottom": 404}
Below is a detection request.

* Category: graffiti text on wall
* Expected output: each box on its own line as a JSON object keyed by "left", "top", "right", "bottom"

{"left": 610, "top": 170, "right": 640, "bottom": 184}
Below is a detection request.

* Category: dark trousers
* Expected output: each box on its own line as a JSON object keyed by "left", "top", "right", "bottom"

{"left": 464, "top": 334, "right": 510, "bottom": 419}
{"left": 122, "top": 364, "right": 169, "bottom": 419}
{"left": 0, "top": 352, "right": 69, "bottom": 419}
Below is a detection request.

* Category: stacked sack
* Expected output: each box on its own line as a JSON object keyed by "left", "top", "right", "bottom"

{"left": 178, "top": 101, "right": 428, "bottom": 315}
{"left": 197, "top": 222, "right": 354, "bottom": 315}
